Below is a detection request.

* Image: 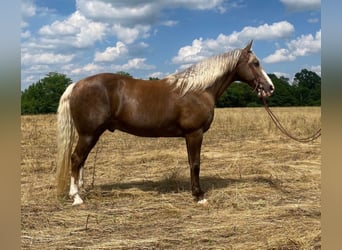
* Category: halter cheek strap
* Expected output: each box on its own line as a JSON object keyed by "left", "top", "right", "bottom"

{"left": 248, "top": 63, "right": 261, "bottom": 92}
{"left": 240, "top": 51, "right": 261, "bottom": 91}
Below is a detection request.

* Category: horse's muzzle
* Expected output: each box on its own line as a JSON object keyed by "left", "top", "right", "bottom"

{"left": 257, "top": 83, "right": 274, "bottom": 97}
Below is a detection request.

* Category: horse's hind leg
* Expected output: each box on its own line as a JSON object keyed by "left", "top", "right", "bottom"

{"left": 69, "top": 134, "right": 101, "bottom": 205}
{"left": 78, "top": 166, "right": 84, "bottom": 188}
{"left": 185, "top": 130, "right": 205, "bottom": 202}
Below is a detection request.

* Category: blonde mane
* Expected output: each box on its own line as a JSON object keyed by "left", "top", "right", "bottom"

{"left": 166, "top": 49, "right": 242, "bottom": 95}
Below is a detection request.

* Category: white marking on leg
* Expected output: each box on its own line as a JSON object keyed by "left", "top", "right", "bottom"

{"left": 78, "top": 167, "right": 84, "bottom": 188}
{"left": 69, "top": 176, "right": 84, "bottom": 205}
{"left": 69, "top": 176, "right": 78, "bottom": 197}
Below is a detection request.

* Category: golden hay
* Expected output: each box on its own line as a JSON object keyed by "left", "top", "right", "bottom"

{"left": 21, "top": 107, "right": 321, "bottom": 249}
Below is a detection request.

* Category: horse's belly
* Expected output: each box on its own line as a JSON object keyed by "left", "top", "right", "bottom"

{"left": 116, "top": 120, "right": 183, "bottom": 137}
{"left": 111, "top": 97, "right": 183, "bottom": 137}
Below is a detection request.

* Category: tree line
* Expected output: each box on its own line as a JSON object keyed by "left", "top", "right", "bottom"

{"left": 21, "top": 69, "right": 321, "bottom": 115}
{"left": 216, "top": 69, "right": 321, "bottom": 107}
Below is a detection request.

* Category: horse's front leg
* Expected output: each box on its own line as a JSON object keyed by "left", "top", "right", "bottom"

{"left": 185, "top": 130, "right": 205, "bottom": 202}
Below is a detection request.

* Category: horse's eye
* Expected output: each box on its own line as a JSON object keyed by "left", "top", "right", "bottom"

{"left": 253, "top": 61, "right": 260, "bottom": 67}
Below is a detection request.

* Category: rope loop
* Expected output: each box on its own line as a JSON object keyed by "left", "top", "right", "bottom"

{"left": 262, "top": 97, "right": 321, "bottom": 143}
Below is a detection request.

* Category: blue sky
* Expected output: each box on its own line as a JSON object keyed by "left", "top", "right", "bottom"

{"left": 21, "top": 0, "right": 321, "bottom": 89}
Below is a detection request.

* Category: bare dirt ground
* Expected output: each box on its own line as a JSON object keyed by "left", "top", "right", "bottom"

{"left": 21, "top": 107, "right": 321, "bottom": 249}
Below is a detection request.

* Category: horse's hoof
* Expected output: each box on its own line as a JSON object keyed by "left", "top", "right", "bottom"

{"left": 72, "top": 194, "right": 84, "bottom": 206}
{"left": 197, "top": 198, "right": 209, "bottom": 206}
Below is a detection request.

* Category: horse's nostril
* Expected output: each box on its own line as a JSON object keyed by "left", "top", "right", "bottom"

{"left": 270, "top": 85, "right": 274, "bottom": 91}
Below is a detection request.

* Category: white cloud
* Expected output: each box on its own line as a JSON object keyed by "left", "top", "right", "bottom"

{"left": 21, "top": 30, "right": 31, "bottom": 39}
{"left": 172, "top": 38, "right": 208, "bottom": 64}
{"left": 76, "top": 0, "right": 159, "bottom": 25}
{"left": 72, "top": 0, "right": 229, "bottom": 48}
{"left": 69, "top": 58, "right": 156, "bottom": 79}
{"left": 22, "top": 40, "right": 57, "bottom": 50}
{"left": 238, "top": 21, "right": 294, "bottom": 40}
{"left": 22, "top": 75, "right": 36, "bottom": 85}
{"left": 273, "top": 72, "right": 291, "bottom": 79}
{"left": 136, "top": 42, "right": 149, "bottom": 49}
{"left": 21, "top": 0, "right": 36, "bottom": 18}
{"left": 172, "top": 21, "right": 295, "bottom": 64}
{"left": 309, "top": 65, "right": 321, "bottom": 76}
{"left": 307, "top": 18, "right": 319, "bottom": 24}
{"left": 72, "top": 0, "right": 234, "bottom": 46}
{"left": 111, "top": 24, "right": 151, "bottom": 44}
{"left": 288, "top": 30, "right": 321, "bottom": 56}
{"left": 263, "top": 48, "right": 296, "bottom": 63}
{"left": 94, "top": 42, "right": 128, "bottom": 62}
{"left": 263, "top": 30, "right": 321, "bottom": 63}
{"left": 71, "top": 63, "right": 103, "bottom": 76}
{"left": 24, "top": 64, "right": 51, "bottom": 73}
{"left": 21, "top": 65, "right": 51, "bottom": 87}
{"left": 22, "top": 52, "right": 75, "bottom": 65}
{"left": 76, "top": 0, "right": 227, "bottom": 25}
{"left": 168, "top": 0, "right": 226, "bottom": 12}
{"left": 280, "top": 0, "right": 320, "bottom": 12}
{"left": 39, "top": 14, "right": 80, "bottom": 36}
{"left": 119, "top": 58, "right": 155, "bottom": 71}
{"left": 39, "top": 11, "right": 107, "bottom": 48}
{"left": 21, "top": 0, "right": 37, "bottom": 31}
{"left": 161, "top": 20, "right": 179, "bottom": 27}
{"left": 148, "top": 71, "right": 167, "bottom": 79}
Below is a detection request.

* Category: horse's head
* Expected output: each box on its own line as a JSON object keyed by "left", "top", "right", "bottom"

{"left": 235, "top": 41, "right": 274, "bottom": 97}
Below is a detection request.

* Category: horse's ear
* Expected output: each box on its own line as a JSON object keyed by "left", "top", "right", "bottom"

{"left": 243, "top": 40, "right": 253, "bottom": 52}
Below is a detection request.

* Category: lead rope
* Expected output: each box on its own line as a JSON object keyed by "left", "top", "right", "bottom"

{"left": 261, "top": 97, "right": 321, "bottom": 143}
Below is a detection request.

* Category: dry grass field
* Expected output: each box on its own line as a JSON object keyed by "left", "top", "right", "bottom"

{"left": 21, "top": 107, "right": 321, "bottom": 249}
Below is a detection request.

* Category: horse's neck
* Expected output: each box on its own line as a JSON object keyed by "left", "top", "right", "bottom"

{"left": 208, "top": 72, "right": 236, "bottom": 101}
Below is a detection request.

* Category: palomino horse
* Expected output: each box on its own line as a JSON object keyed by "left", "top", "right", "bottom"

{"left": 56, "top": 41, "right": 274, "bottom": 205}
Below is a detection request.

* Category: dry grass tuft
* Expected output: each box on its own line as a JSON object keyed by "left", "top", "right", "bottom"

{"left": 21, "top": 107, "right": 321, "bottom": 249}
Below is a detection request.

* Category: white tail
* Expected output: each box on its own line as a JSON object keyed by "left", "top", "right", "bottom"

{"left": 56, "top": 83, "right": 76, "bottom": 197}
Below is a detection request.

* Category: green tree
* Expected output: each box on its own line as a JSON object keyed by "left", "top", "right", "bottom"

{"left": 267, "top": 74, "right": 296, "bottom": 106}
{"left": 21, "top": 72, "right": 72, "bottom": 114}
{"left": 115, "top": 71, "right": 133, "bottom": 78}
{"left": 148, "top": 77, "right": 160, "bottom": 80}
{"left": 216, "top": 69, "right": 320, "bottom": 108}
{"left": 292, "top": 69, "right": 321, "bottom": 106}
{"left": 216, "top": 82, "right": 260, "bottom": 107}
